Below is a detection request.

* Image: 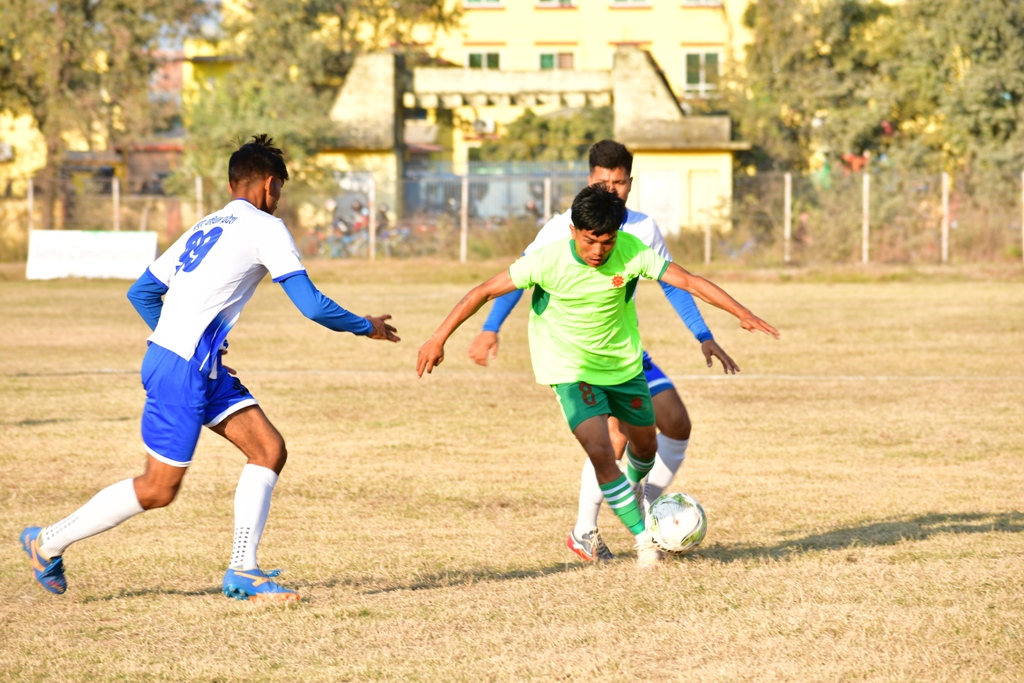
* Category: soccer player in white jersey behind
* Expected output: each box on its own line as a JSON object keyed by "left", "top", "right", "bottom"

{"left": 467, "top": 140, "right": 737, "bottom": 563}
{"left": 20, "top": 135, "right": 399, "bottom": 602}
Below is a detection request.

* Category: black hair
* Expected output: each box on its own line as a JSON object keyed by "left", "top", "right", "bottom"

{"left": 570, "top": 185, "right": 626, "bottom": 236}
{"left": 589, "top": 139, "right": 633, "bottom": 176}
{"left": 228, "top": 134, "right": 289, "bottom": 187}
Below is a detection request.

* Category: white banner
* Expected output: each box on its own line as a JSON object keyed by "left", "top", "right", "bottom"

{"left": 26, "top": 230, "right": 158, "bottom": 280}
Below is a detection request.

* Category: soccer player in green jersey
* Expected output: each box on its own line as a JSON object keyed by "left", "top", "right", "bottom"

{"left": 417, "top": 185, "right": 778, "bottom": 567}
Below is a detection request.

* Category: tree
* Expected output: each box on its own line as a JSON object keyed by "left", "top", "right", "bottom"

{"left": 177, "top": 0, "right": 459, "bottom": 198}
{"left": 726, "top": 0, "right": 891, "bottom": 171}
{"left": 475, "top": 107, "right": 613, "bottom": 163}
{"left": 875, "top": 0, "right": 1024, "bottom": 193}
{"left": 0, "top": 0, "right": 208, "bottom": 228}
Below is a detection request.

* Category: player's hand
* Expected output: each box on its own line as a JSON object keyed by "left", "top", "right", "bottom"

{"left": 701, "top": 339, "right": 739, "bottom": 374}
{"left": 417, "top": 337, "right": 445, "bottom": 377}
{"left": 739, "top": 311, "right": 780, "bottom": 339}
{"left": 467, "top": 331, "right": 500, "bottom": 366}
{"left": 365, "top": 314, "right": 400, "bottom": 342}
{"left": 220, "top": 348, "right": 237, "bottom": 376}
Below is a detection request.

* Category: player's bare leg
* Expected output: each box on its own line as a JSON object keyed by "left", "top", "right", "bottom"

{"left": 210, "top": 405, "right": 298, "bottom": 602}
{"left": 646, "top": 389, "right": 692, "bottom": 504}
{"left": 20, "top": 456, "right": 180, "bottom": 594}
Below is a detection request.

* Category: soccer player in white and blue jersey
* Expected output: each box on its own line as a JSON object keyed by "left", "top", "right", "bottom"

{"left": 467, "top": 140, "right": 741, "bottom": 563}
{"left": 20, "top": 135, "right": 399, "bottom": 601}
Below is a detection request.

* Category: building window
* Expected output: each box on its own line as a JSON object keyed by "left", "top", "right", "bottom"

{"left": 539, "top": 52, "right": 574, "bottom": 70}
{"left": 536, "top": 0, "right": 575, "bottom": 6}
{"left": 610, "top": 0, "right": 651, "bottom": 6}
{"left": 468, "top": 52, "right": 501, "bottom": 70}
{"left": 684, "top": 51, "right": 719, "bottom": 97}
{"left": 682, "top": 0, "right": 722, "bottom": 6}
{"left": 465, "top": 0, "right": 503, "bottom": 6}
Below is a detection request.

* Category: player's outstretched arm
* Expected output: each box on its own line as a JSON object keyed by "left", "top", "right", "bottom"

{"left": 659, "top": 263, "right": 779, "bottom": 338}
{"left": 417, "top": 270, "right": 518, "bottom": 377}
{"left": 280, "top": 273, "right": 399, "bottom": 342}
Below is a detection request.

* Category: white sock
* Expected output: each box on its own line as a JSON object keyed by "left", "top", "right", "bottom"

{"left": 573, "top": 458, "right": 605, "bottom": 538}
{"left": 645, "top": 435, "right": 689, "bottom": 504}
{"left": 230, "top": 464, "right": 278, "bottom": 570}
{"left": 39, "top": 479, "right": 144, "bottom": 558}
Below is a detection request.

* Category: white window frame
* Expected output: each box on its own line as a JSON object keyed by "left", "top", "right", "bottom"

{"left": 536, "top": 0, "right": 576, "bottom": 6}
{"left": 464, "top": 0, "right": 503, "bottom": 6}
{"left": 610, "top": 0, "right": 652, "bottom": 6}
{"left": 538, "top": 50, "right": 575, "bottom": 71}
{"left": 466, "top": 51, "right": 502, "bottom": 70}
{"left": 681, "top": 0, "right": 723, "bottom": 6}
{"left": 683, "top": 50, "right": 721, "bottom": 98}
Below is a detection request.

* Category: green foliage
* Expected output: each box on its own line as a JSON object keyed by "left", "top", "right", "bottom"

{"left": 876, "top": 0, "right": 1024, "bottom": 194}
{"left": 475, "top": 107, "right": 613, "bottom": 162}
{"left": 177, "top": 0, "right": 458, "bottom": 192}
{"left": 732, "top": 0, "right": 1024, "bottom": 198}
{"left": 727, "top": 0, "right": 890, "bottom": 171}
{"left": 0, "top": 0, "right": 208, "bottom": 226}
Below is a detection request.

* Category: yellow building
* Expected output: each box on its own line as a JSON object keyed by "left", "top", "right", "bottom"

{"left": 393, "top": 0, "right": 755, "bottom": 232}
{"left": 425, "top": 0, "right": 751, "bottom": 101}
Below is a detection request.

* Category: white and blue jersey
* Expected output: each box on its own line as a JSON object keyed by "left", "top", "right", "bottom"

{"left": 146, "top": 199, "right": 305, "bottom": 375}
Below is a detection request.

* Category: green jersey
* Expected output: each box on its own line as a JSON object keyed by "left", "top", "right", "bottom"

{"left": 507, "top": 230, "right": 670, "bottom": 385}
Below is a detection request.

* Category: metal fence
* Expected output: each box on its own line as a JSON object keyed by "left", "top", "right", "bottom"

{"left": 723, "top": 169, "right": 1024, "bottom": 266}
{"left": 5, "top": 165, "right": 1024, "bottom": 265}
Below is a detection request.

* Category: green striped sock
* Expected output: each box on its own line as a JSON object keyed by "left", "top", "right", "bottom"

{"left": 599, "top": 474, "right": 646, "bottom": 535}
{"left": 625, "top": 446, "right": 655, "bottom": 485}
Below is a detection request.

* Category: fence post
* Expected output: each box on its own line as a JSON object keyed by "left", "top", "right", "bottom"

{"left": 195, "top": 175, "right": 203, "bottom": 222}
{"left": 783, "top": 172, "right": 792, "bottom": 264}
{"left": 941, "top": 172, "right": 950, "bottom": 264}
{"left": 862, "top": 172, "right": 870, "bottom": 264}
{"left": 543, "top": 177, "right": 552, "bottom": 219}
{"left": 27, "top": 177, "right": 34, "bottom": 232}
{"left": 112, "top": 176, "right": 120, "bottom": 231}
{"left": 368, "top": 175, "right": 376, "bottom": 261}
{"left": 460, "top": 175, "right": 469, "bottom": 264}
{"left": 704, "top": 223, "right": 711, "bottom": 265}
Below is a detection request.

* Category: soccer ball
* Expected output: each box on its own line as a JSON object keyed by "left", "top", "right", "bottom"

{"left": 646, "top": 492, "right": 707, "bottom": 554}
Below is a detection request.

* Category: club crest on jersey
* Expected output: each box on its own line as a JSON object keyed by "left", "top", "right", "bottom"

{"left": 611, "top": 274, "right": 625, "bottom": 288}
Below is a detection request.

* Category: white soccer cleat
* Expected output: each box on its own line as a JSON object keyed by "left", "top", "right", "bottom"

{"left": 634, "top": 530, "right": 665, "bottom": 569}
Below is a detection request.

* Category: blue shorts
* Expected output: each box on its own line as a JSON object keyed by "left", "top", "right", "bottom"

{"left": 642, "top": 350, "right": 675, "bottom": 398}
{"left": 140, "top": 343, "right": 258, "bottom": 467}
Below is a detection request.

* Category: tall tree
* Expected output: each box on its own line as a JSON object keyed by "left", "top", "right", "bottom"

{"left": 726, "top": 0, "right": 890, "bottom": 171}
{"left": 875, "top": 0, "right": 1024, "bottom": 193}
{"left": 179, "top": 0, "right": 459, "bottom": 195}
{"left": 0, "top": 0, "right": 208, "bottom": 228}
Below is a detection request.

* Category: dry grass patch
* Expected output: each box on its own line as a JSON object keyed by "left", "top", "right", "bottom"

{"left": 1, "top": 263, "right": 1023, "bottom": 681}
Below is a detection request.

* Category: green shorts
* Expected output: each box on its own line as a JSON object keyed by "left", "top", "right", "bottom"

{"left": 552, "top": 373, "right": 655, "bottom": 432}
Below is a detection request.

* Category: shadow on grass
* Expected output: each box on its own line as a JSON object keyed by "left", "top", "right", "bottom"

{"left": 79, "top": 512, "right": 1023, "bottom": 600}
{"left": 340, "top": 563, "right": 583, "bottom": 595}
{"left": 5, "top": 416, "right": 133, "bottom": 427}
{"left": 700, "top": 511, "right": 1024, "bottom": 564}
{"left": 81, "top": 585, "right": 224, "bottom": 602}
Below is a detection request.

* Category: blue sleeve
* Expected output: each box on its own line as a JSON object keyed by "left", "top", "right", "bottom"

{"left": 279, "top": 273, "right": 374, "bottom": 335}
{"left": 126, "top": 269, "right": 168, "bottom": 331}
{"left": 659, "top": 280, "right": 714, "bottom": 343}
{"left": 482, "top": 288, "right": 524, "bottom": 333}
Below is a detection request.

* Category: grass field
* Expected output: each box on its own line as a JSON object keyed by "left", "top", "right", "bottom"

{"left": 2, "top": 261, "right": 1024, "bottom": 682}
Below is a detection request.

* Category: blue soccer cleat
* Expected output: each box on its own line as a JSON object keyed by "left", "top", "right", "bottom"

{"left": 222, "top": 567, "right": 299, "bottom": 603}
{"left": 20, "top": 527, "right": 67, "bottom": 594}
